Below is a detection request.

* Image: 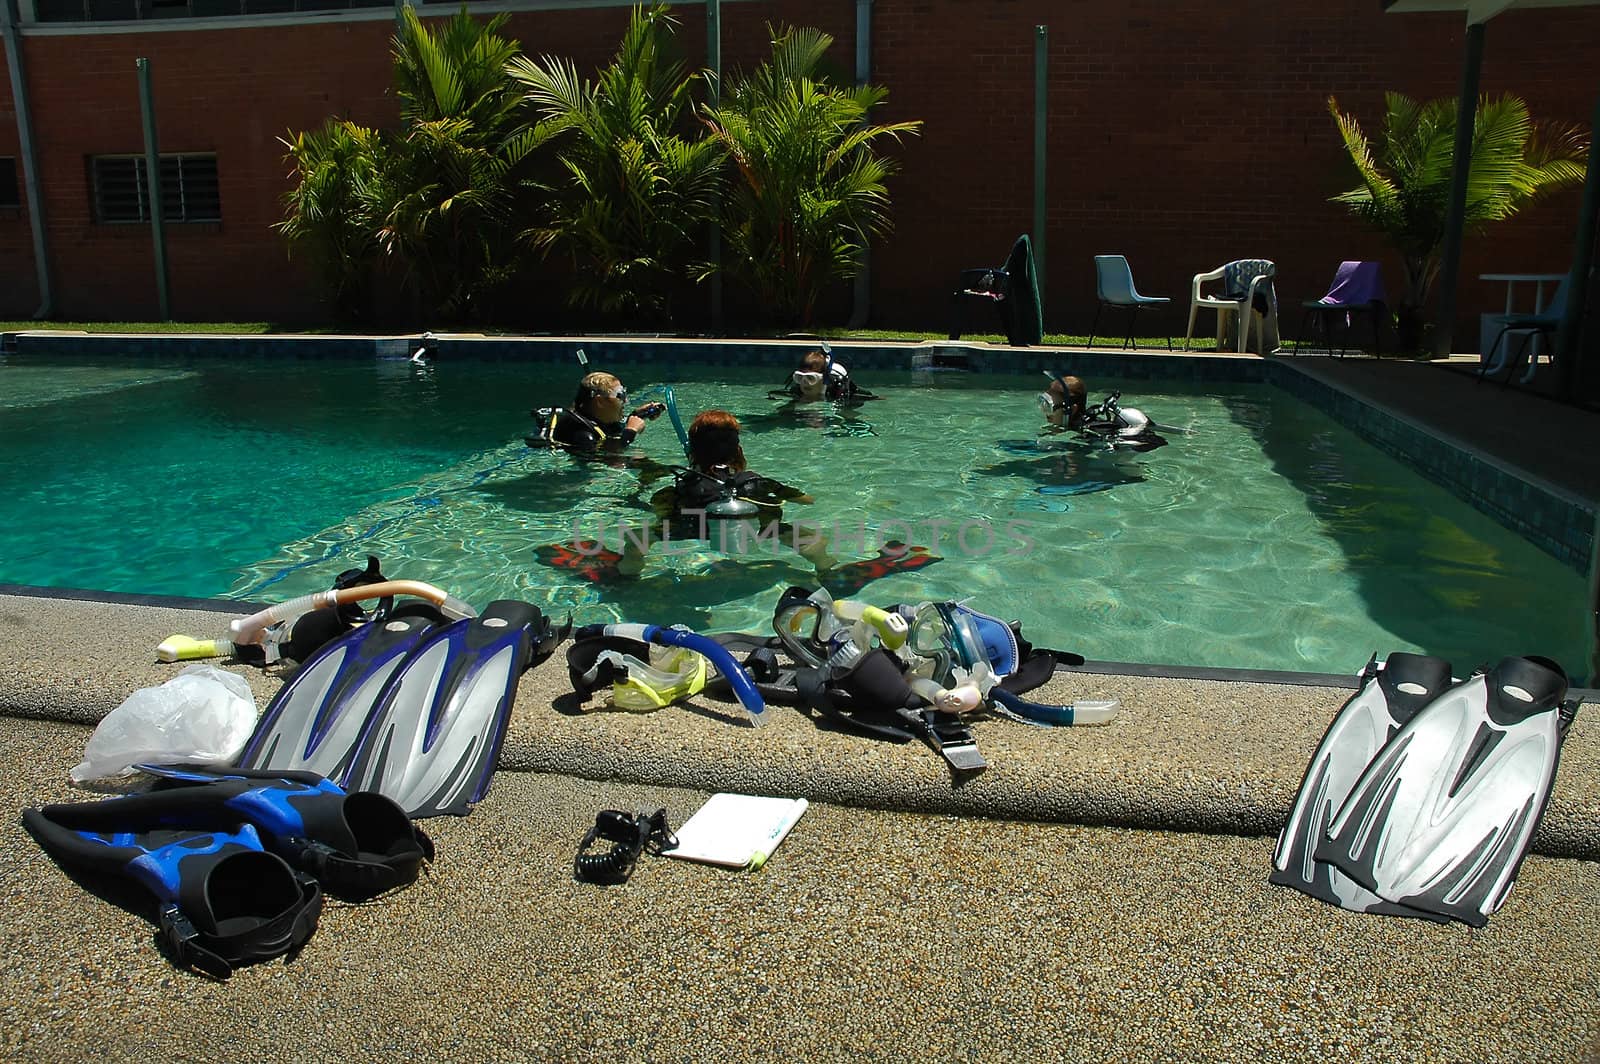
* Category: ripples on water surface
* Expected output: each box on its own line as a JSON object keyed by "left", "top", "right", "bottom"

{"left": 0, "top": 353, "right": 1587, "bottom": 678}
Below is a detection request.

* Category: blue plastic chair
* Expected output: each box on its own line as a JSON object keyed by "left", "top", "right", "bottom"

{"left": 1477, "top": 274, "right": 1570, "bottom": 386}
{"left": 1089, "top": 255, "right": 1171, "bottom": 350}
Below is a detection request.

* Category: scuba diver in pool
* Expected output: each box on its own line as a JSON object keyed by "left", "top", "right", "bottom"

{"left": 616, "top": 409, "right": 837, "bottom": 578}
{"left": 1039, "top": 372, "right": 1168, "bottom": 453}
{"left": 527, "top": 371, "right": 667, "bottom": 454}
{"left": 769, "top": 349, "right": 879, "bottom": 405}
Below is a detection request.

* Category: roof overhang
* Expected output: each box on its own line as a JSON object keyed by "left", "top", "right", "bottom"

{"left": 1383, "top": 0, "right": 1600, "bottom": 23}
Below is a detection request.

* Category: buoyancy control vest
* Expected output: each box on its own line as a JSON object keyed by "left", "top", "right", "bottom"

{"left": 527, "top": 407, "right": 636, "bottom": 451}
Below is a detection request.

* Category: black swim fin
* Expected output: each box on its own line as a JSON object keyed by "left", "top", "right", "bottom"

{"left": 23, "top": 800, "right": 322, "bottom": 979}
{"left": 134, "top": 763, "right": 434, "bottom": 899}
{"left": 1317, "top": 655, "right": 1575, "bottom": 926}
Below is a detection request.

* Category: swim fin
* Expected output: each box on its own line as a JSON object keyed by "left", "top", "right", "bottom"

{"left": 534, "top": 540, "right": 625, "bottom": 583}
{"left": 1316, "top": 655, "right": 1576, "bottom": 927}
{"left": 1270, "top": 652, "right": 1454, "bottom": 920}
{"left": 23, "top": 801, "right": 322, "bottom": 979}
{"left": 821, "top": 542, "right": 940, "bottom": 597}
{"left": 237, "top": 609, "right": 444, "bottom": 782}
{"left": 133, "top": 764, "right": 434, "bottom": 899}
{"left": 342, "top": 600, "right": 555, "bottom": 818}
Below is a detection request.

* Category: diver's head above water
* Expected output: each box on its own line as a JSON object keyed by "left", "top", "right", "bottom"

{"left": 790, "top": 349, "right": 837, "bottom": 402}
{"left": 574, "top": 371, "right": 629, "bottom": 425}
{"left": 1038, "top": 372, "right": 1088, "bottom": 430}
{"left": 688, "top": 409, "right": 747, "bottom": 473}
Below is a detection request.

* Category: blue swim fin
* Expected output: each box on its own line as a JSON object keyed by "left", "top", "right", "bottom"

{"left": 342, "top": 600, "right": 554, "bottom": 818}
{"left": 133, "top": 763, "right": 433, "bottom": 899}
{"left": 238, "top": 610, "right": 444, "bottom": 782}
{"left": 23, "top": 801, "right": 321, "bottom": 979}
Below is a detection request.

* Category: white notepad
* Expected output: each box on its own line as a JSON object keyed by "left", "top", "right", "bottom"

{"left": 663, "top": 793, "right": 809, "bottom": 870}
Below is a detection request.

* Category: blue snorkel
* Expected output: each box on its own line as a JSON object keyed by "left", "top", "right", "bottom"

{"left": 663, "top": 387, "right": 690, "bottom": 457}
{"left": 575, "top": 623, "right": 767, "bottom": 724}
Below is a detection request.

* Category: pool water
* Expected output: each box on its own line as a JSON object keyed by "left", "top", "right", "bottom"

{"left": 0, "top": 352, "right": 1589, "bottom": 680}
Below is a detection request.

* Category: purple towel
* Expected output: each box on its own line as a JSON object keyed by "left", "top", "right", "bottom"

{"left": 1317, "top": 261, "right": 1385, "bottom": 307}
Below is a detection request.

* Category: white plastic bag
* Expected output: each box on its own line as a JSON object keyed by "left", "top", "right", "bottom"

{"left": 70, "top": 665, "right": 258, "bottom": 783}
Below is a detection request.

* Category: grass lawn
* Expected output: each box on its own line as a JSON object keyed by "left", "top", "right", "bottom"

{"left": 0, "top": 320, "right": 1183, "bottom": 349}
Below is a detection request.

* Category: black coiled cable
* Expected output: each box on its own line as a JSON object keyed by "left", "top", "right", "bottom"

{"left": 573, "top": 808, "right": 677, "bottom": 885}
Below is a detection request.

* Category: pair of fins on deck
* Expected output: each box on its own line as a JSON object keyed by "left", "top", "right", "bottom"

{"left": 23, "top": 599, "right": 563, "bottom": 978}
{"left": 1272, "top": 653, "right": 1578, "bottom": 927}
{"left": 239, "top": 598, "right": 565, "bottom": 819}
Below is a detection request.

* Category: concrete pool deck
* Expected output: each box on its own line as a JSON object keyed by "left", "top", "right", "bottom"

{"left": 1, "top": 347, "right": 1598, "bottom": 1059}
{"left": 1, "top": 589, "right": 1598, "bottom": 1061}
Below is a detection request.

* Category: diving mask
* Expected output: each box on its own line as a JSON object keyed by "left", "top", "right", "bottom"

{"left": 600, "top": 646, "right": 707, "bottom": 711}
{"left": 908, "top": 602, "right": 1022, "bottom": 688}
{"left": 773, "top": 586, "right": 841, "bottom": 668}
{"left": 567, "top": 635, "right": 708, "bottom": 711}
{"left": 791, "top": 370, "right": 825, "bottom": 391}
{"left": 774, "top": 587, "right": 909, "bottom": 668}
{"left": 1036, "top": 391, "right": 1063, "bottom": 416}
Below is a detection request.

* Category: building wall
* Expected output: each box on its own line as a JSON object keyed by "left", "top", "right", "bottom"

{"left": 0, "top": 0, "right": 1594, "bottom": 344}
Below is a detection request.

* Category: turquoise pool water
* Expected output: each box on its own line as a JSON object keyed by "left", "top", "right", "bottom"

{"left": 0, "top": 352, "right": 1589, "bottom": 679}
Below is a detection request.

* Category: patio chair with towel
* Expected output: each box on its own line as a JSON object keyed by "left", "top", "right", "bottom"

{"left": 1089, "top": 254, "right": 1171, "bottom": 350}
{"left": 1477, "top": 273, "right": 1571, "bottom": 387}
{"left": 949, "top": 234, "right": 1044, "bottom": 347}
{"left": 1184, "top": 258, "right": 1280, "bottom": 354}
{"left": 1297, "top": 260, "right": 1386, "bottom": 357}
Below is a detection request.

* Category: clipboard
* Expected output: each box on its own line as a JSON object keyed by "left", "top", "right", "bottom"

{"left": 662, "top": 793, "right": 809, "bottom": 870}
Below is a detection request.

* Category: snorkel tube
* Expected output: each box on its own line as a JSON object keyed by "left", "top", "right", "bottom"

{"left": 225, "top": 580, "right": 476, "bottom": 661}
{"left": 663, "top": 387, "right": 690, "bottom": 456}
{"left": 576, "top": 623, "right": 767, "bottom": 725}
{"left": 833, "top": 599, "right": 909, "bottom": 650}
{"left": 989, "top": 687, "right": 1120, "bottom": 726}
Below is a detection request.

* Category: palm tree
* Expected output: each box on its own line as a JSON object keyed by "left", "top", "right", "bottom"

{"left": 274, "top": 120, "right": 387, "bottom": 322}
{"left": 1328, "top": 92, "right": 1587, "bottom": 349}
{"left": 507, "top": 4, "right": 723, "bottom": 322}
{"left": 701, "top": 23, "right": 920, "bottom": 326}
{"left": 375, "top": 6, "right": 548, "bottom": 322}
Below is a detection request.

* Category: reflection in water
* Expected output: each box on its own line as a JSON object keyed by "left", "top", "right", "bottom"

{"left": 0, "top": 355, "right": 1586, "bottom": 678}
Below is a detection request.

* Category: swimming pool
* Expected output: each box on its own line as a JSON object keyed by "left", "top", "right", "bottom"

{"left": 0, "top": 350, "right": 1589, "bottom": 679}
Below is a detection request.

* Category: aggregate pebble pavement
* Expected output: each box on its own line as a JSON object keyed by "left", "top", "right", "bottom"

{"left": 1, "top": 593, "right": 1597, "bottom": 1061}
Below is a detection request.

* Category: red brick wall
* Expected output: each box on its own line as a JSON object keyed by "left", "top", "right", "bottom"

{"left": 0, "top": 34, "right": 37, "bottom": 315}
{"left": 0, "top": 0, "right": 1595, "bottom": 345}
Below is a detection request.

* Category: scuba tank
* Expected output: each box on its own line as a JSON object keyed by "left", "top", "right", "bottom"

{"left": 678, "top": 466, "right": 764, "bottom": 553}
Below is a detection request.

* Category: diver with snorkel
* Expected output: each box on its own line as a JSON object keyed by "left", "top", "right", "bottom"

{"left": 1039, "top": 372, "right": 1169, "bottom": 453}
{"left": 527, "top": 369, "right": 668, "bottom": 455}
{"left": 616, "top": 409, "right": 838, "bottom": 578}
{"left": 768, "top": 342, "right": 880, "bottom": 406}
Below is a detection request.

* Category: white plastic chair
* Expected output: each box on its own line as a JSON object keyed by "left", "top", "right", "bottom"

{"left": 1184, "top": 259, "right": 1279, "bottom": 353}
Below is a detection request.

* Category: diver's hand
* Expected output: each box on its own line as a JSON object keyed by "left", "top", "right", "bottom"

{"left": 631, "top": 402, "right": 667, "bottom": 421}
{"left": 624, "top": 414, "right": 647, "bottom": 434}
